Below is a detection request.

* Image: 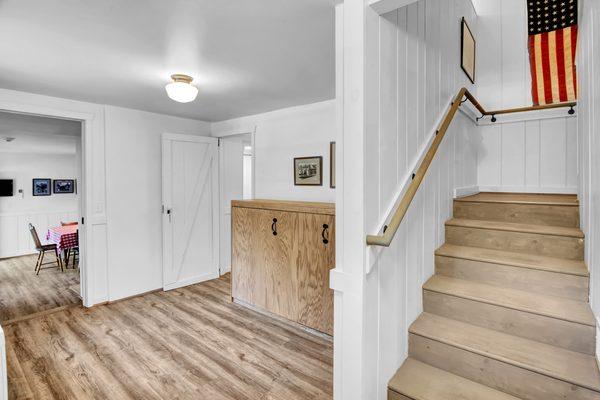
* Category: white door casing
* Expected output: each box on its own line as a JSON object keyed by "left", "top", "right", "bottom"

{"left": 162, "top": 133, "right": 219, "bottom": 291}
{"left": 218, "top": 135, "right": 246, "bottom": 274}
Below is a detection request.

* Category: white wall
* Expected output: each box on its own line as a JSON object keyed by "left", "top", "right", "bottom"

{"left": 0, "top": 153, "right": 79, "bottom": 213}
{"left": 211, "top": 100, "right": 336, "bottom": 203}
{"left": 577, "top": 0, "right": 600, "bottom": 355}
{"left": 477, "top": 116, "right": 578, "bottom": 193}
{"left": 0, "top": 152, "right": 79, "bottom": 257}
{"left": 104, "top": 106, "right": 210, "bottom": 301}
{"left": 473, "top": 0, "right": 578, "bottom": 193}
{"left": 332, "top": 1, "right": 478, "bottom": 399}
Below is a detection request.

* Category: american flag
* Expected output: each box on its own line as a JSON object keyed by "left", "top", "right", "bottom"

{"left": 527, "top": 0, "right": 578, "bottom": 105}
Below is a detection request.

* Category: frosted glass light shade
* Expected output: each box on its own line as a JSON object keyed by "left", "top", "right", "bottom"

{"left": 165, "top": 74, "right": 198, "bottom": 103}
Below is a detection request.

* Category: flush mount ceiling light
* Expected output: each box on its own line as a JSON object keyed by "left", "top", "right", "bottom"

{"left": 165, "top": 74, "right": 198, "bottom": 103}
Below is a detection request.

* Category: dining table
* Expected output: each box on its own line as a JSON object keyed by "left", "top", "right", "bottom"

{"left": 46, "top": 224, "right": 79, "bottom": 260}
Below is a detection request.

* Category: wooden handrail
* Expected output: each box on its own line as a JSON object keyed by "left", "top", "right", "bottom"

{"left": 366, "top": 87, "right": 576, "bottom": 247}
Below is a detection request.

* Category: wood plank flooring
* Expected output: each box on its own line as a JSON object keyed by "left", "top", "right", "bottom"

{"left": 0, "top": 255, "right": 80, "bottom": 323}
{"left": 5, "top": 274, "right": 333, "bottom": 400}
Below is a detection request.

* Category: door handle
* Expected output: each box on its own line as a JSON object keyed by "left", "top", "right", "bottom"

{"left": 271, "top": 218, "right": 278, "bottom": 236}
{"left": 166, "top": 208, "right": 172, "bottom": 223}
{"left": 322, "top": 224, "right": 329, "bottom": 244}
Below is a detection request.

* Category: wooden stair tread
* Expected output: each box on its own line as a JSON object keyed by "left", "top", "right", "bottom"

{"left": 446, "top": 218, "right": 584, "bottom": 238}
{"left": 435, "top": 244, "right": 589, "bottom": 277}
{"left": 423, "top": 275, "right": 595, "bottom": 326}
{"left": 388, "top": 358, "right": 521, "bottom": 400}
{"left": 456, "top": 192, "right": 579, "bottom": 206}
{"left": 410, "top": 313, "right": 600, "bottom": 392}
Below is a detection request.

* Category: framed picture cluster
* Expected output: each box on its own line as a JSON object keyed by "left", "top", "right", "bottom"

{"left": 32, "top": 179, "right": 76, "bottom": 196}
{"left": 293, "top": 141, "right": 336, "bottom": 188}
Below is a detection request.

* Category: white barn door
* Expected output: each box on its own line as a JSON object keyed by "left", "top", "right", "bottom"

{"left": 162, "top": 133, "right": 219, "bottom": 291}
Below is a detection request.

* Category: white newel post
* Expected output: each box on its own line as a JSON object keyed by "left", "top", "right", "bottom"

{"left": 330, "top": 1, "right": 370, "bottom": 399}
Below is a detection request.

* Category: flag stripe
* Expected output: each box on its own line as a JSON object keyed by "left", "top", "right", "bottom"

{"left": 564, "top": 26, "right": 575, "bottom": 101}
{"left": 571, "top": 25, "right": 578, "bottom": 98}
{"left": 555, "top": 29, "right": 567, "bottom": 102}
{"left": 534, "top": 34, "right": 546, "bottom": 105}
{"left": 541, "top": 32, "right": 552, "bottom": 105}
{"left": 529, "top": 35, "right": 539, "bottom": 105}
{"left": 548, "top": 31, "right": 560, "bottom": 103}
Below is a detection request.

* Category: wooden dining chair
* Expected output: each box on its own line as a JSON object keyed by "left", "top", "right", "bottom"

{"left": 29, "top": 223, "right": 64, "bottom": 274}
{"left": 60, "top": 221, "right": 78, "bottom": 226}
{"left": 65, "top": 230, "right": 79, "bottom": 269}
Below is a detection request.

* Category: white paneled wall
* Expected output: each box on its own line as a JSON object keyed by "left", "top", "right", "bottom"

{"left": 473, "top": 0, "right": 577, "bottom": 194}
{"left": 577, "top": 0, "right": 600, "bottom": 335}
{"left": 363, "top": 1, "right": 478, "bottom": 398}
{"left": 474, "top": 0, "right": 531, "bottom": 109}
{"left": 477, "top": 116, "right": 578, "bottom": 193}
{"left": 0, "top": 210, "right": 78, "bottom": 258}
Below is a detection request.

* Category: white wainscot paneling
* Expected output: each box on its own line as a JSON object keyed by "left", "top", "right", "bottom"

{"left": 476, "top": 116, "right": 577, "bottom": 193}
{"left": 0, "top": 210, "right": 77, "bottom": 258}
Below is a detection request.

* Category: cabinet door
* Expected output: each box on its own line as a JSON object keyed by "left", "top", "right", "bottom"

{"left": 296, "top": 213, "right": 335, "bottom": 334}
{"left": 262, "top": 210, "right": 299, "bottom": 321}
{"left": 231, "top": 206, "right": 268, "bottom": 309}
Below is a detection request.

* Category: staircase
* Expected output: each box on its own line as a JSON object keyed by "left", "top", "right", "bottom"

{"left": 388, "top": 192, "right": 600, "bottom": 400}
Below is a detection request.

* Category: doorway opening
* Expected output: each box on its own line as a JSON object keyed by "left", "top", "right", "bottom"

{"left": 0, "top": 111, "right": 83, "bottom": 324}
{"left": 219, "top": 133, "right": 254, "bottom": 275}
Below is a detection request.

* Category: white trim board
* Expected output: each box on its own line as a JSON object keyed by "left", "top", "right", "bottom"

{"left": 369, "top": 0, "right": 418, "bottom": 15}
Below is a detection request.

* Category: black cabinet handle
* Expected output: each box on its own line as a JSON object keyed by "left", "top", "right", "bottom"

{"left": 322, "top": 224, "right": 329, "bottom": 244}
{"left": 271, "top": 218, "right": 278, "bottom": 235}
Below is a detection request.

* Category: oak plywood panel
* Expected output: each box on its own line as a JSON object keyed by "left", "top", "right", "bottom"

{"left": 232, "top": 202, "right": 334, "bottom": 334}
{"left": 231, "top": 206, "right": 268, "bottom": 309}
{"left": 297, "top": 213, "right": 335, "bottom": 335}
{"left": 262, "top": 209, "right": 299, "bottom": 322}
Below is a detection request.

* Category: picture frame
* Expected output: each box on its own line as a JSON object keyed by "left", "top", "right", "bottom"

{"left": 460, "top": 17, "right": 476, "bottom": 84}
{"left": 330, "top": 142, "right": 336, "bottom": 189}
{"left": 294, "top": 156, "right": 323, "bottom": 186}
{"left": 32, "top": 178, "right": 51, "bottom": 196}
{"left": 53, "top": 179, "right": 75, "bottom": 194}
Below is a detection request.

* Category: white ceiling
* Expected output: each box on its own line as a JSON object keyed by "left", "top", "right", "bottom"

{"left": 0, "top": 0, "right": 335, "bottom": 122}
{"left": 0, "top": 112, "right": 81, "bottom": 155}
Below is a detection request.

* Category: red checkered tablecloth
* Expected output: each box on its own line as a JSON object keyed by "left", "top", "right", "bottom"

{"left": 46, "top": 225, "right": 79, "bottom": 254}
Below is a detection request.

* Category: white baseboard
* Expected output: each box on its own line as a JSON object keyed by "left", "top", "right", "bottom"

{"left": 454, "top": 185, "right": 480, "bottom": 198}
{"left": 477, "top": 185, "right": 578, "bottom": 194}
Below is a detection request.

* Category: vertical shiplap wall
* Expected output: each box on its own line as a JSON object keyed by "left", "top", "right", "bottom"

{"left": 363, "top": 1, "right": 478, "bottom": 398}
{"left": 477, "top": 117, "right": 578, "bottom": 192}
{"left": 577, "top": 0, "right": 600, "bottom": 345}
{"left": 473, "top": 0, "right": 577, "bottom": 193}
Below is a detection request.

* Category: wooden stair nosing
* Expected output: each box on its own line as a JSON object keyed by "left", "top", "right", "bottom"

{"left": 423, "top": 275, "right": 595, "bottom": 327}
{"left": 445, "top": 218, "right": 584, "bottom": 238}
{"left": 410, "top": 313, "right": 600, "bottom": 393}
{"left": 388, "top": 358, "right": 522, "bottom": 400}
{"left": 435, "top": 244, "right": 589, "bottom": 277}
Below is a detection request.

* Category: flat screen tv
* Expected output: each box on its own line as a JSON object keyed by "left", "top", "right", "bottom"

{"left": 0, "top": 179, "right": 13, "bottom": 197}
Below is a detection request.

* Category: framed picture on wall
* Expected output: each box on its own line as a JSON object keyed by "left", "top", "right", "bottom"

{"left": 32, "top": 178, "right": 51, "bottom": 196}
{"left": 53, "top": 179, "right": 75, "bottom": 194}
{"left": 460, "top": 17, "right": 476, "bottom": 84}
{"left": 330, "top": 142, "right": 336, "bottom": 188}
{"left": 294, "top": 156, "right": 323, "bottom": 186}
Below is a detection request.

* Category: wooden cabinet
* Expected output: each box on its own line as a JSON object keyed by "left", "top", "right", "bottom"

{"left": 231, "top": 200, "right": 335, "bottom": 335}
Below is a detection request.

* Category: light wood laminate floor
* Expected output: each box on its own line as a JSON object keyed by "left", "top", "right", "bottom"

{"left": 5, "top": 274, "right": 333, "bottom": 400}
{"left": 0, "top": 255, "right": 80, "bottom": 323}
